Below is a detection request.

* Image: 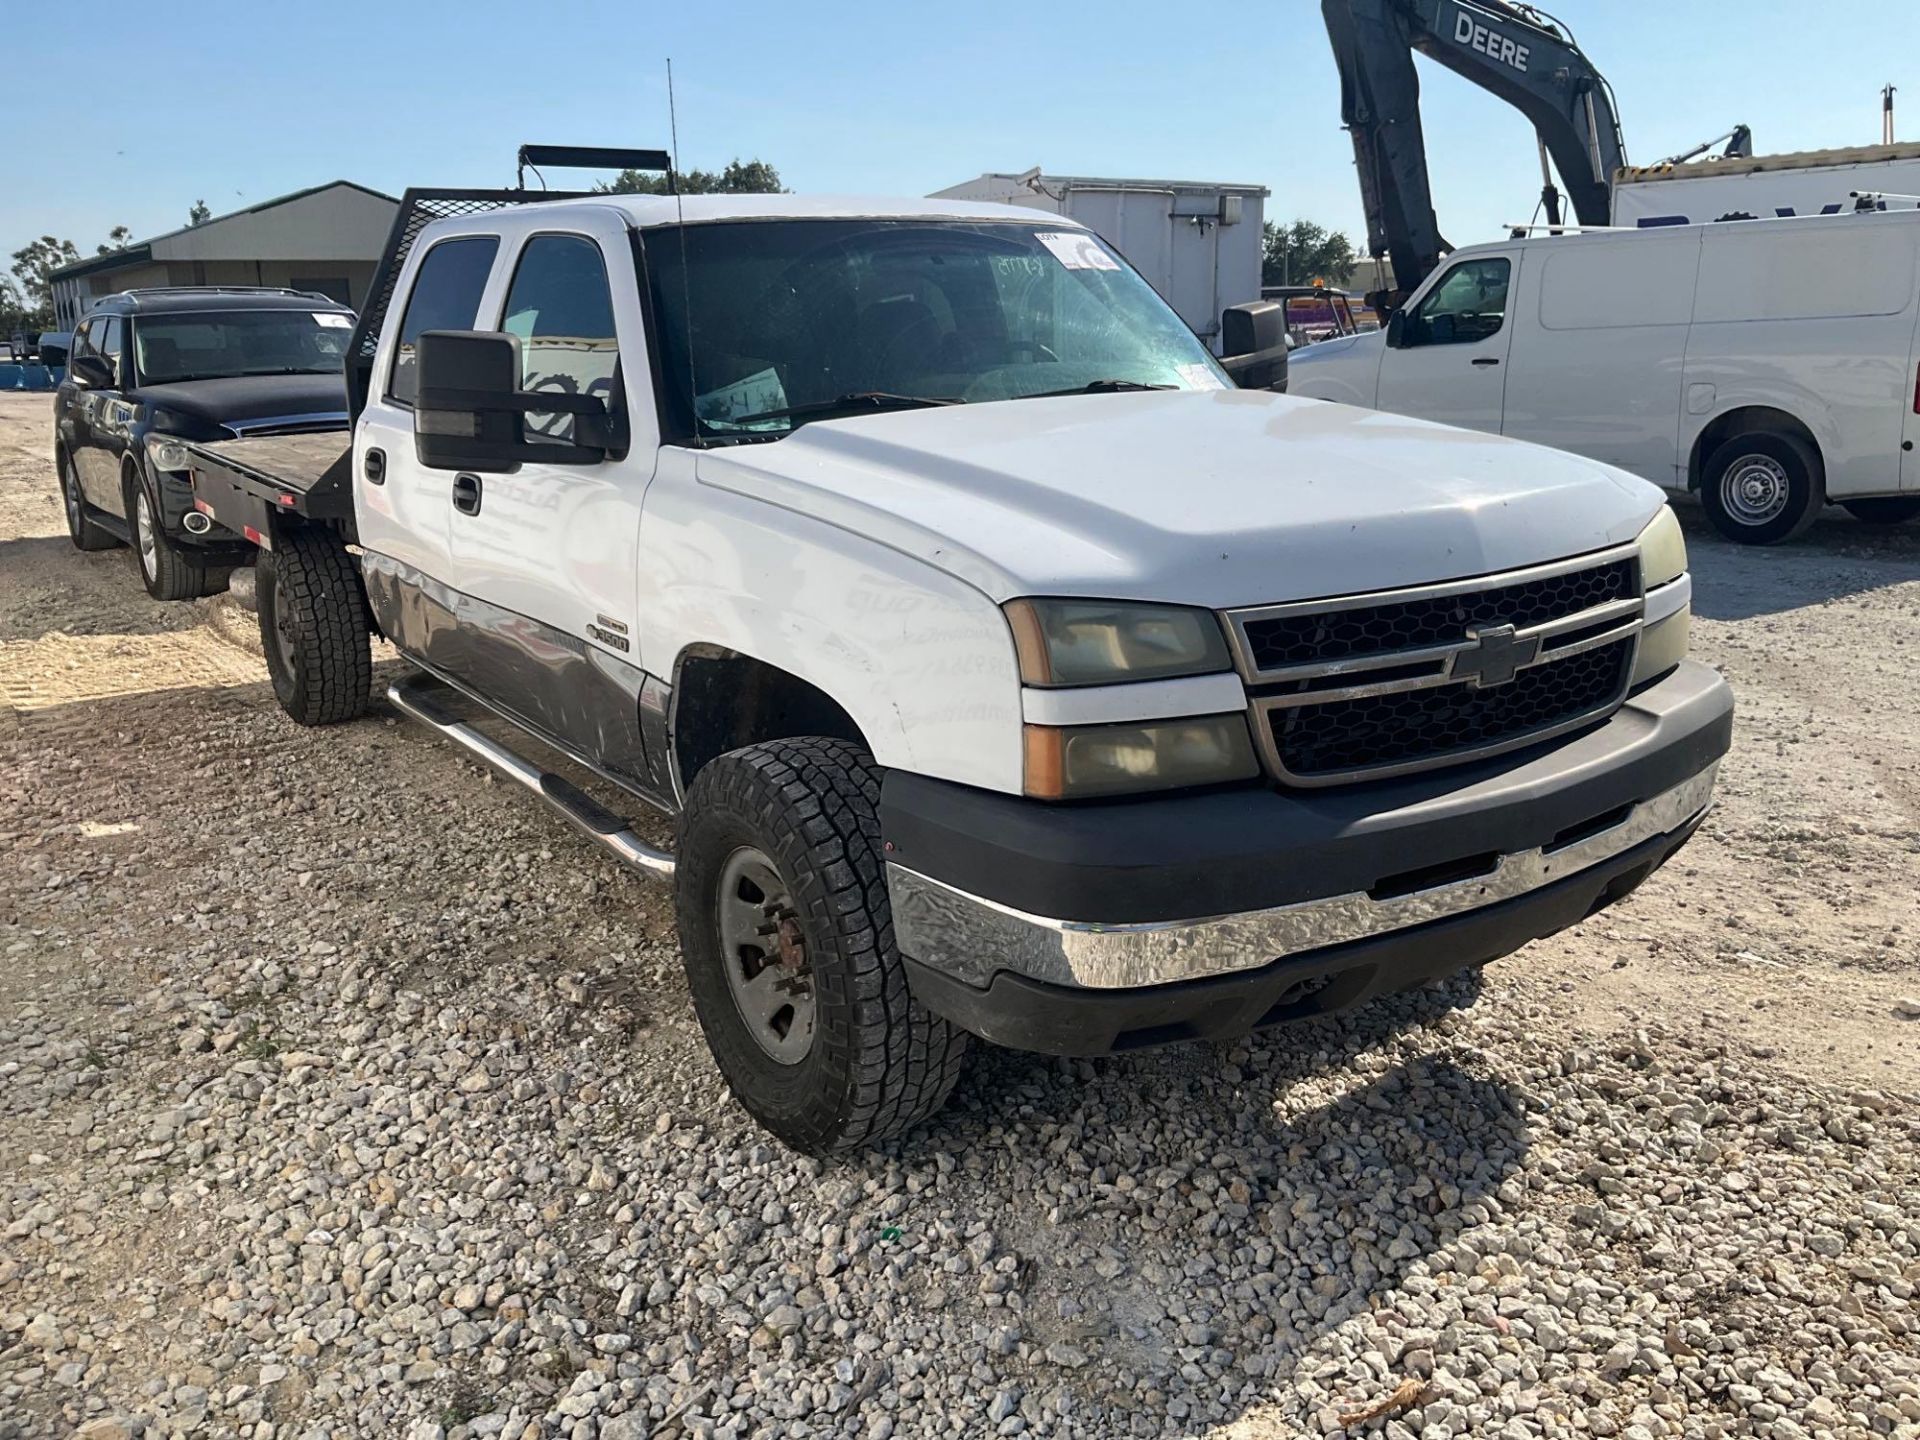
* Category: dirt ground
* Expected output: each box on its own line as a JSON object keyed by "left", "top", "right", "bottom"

{"left": 0, "top": 389, "right": 1915, "bottom": 1438}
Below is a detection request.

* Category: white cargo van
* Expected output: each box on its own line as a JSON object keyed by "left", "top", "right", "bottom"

{"left": 1287, "top": 210, "right": 1920, "bottom": 544}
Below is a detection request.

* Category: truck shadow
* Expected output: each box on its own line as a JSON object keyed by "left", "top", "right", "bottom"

{"left": 920, "top": 971, "right": 1525, "bottom": 1415}
{"left": 1676, "top": 501, "right": 1920, "bottom": 621}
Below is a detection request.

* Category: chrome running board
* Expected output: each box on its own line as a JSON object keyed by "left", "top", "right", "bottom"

{"left": 386, "top": 676, "right": 675, "bottom": 881}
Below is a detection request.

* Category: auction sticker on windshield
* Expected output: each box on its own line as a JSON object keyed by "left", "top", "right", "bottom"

{"left": 314, "top": 313, "right": 353, "bottom": 328}
{"left": 1035, "top": 232, "right": 1120, "bottom": 271}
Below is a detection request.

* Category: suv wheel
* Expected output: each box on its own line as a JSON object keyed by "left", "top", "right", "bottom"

{"left": 255, "top": 527, "right": 372, "bottom": 725}
{"left": 1699, "top": 432, "right": 1823, "bottom": 546}
{"left": 126, "top": 466, "right": 217, "bottom": 600}
{"left": 59, "top": 450, "right": 119, "bottom": 551}
{"left": 675, "top": 738, "right": 969, "bottom": 1154}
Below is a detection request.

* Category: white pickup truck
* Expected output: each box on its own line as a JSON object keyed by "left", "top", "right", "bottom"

{"left": 171, "top": 179, "right": 1732, "bottom": 1153}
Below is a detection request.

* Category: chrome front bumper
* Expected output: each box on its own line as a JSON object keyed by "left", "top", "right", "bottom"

{"left": 888, "top": 762, "right": 1716, "bottom": 992}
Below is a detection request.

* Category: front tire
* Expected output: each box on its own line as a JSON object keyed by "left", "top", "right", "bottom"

{"left": 1841, "top": 496, "right": 1920, "bottom": 526}
{"left": 256, "top": 528, "right": 372, "bottom": 725}
{"left": 126, "top": 466, "right": 214, "bottom": 600}
{"left": 1700, "top": 432, "right": 1822, "bottom": 546}
{"left": 675, "top": 739, "right": 969, "bottom": 1154}
{"left": 59, "top": 450, "right": 118, "bottom": 551}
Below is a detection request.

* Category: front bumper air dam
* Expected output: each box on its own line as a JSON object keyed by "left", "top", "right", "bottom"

{"left": 883, "top": 660, "right": 1732, "bottom": 1055}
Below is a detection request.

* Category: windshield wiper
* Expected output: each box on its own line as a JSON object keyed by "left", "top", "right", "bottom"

{"left": 1022, "top": 379, "right": 1178, "bottom": 399}
{"left": 727, "top": 391, "right": 963, "bottom": 428}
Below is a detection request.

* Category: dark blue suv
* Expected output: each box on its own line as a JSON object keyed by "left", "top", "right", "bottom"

{"left": 53, "top": 287, "right": 354, "bottom": 599}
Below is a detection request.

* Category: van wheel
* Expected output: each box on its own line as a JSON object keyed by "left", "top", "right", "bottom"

{"left": 1841, "top": 496, "right": 1920, "bottom": 525}
{"left": 256, "top": 528, "right": 372, "bottom": 725}
{"left": 127, "top": 467, "right": 213, "bottom": 600}
{"left": 1700, "top": 433, "right": 1822, "bottom": 546}
{"left": 675, "top": 738, "right": 969, "bottom": 1155}
{"left": 59, "top": 451, "right": 119, "bottom": 551}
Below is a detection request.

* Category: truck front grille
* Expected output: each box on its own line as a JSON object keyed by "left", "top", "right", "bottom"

{"left": 1225, "top": 547, "right": 1644, "bottom": 787}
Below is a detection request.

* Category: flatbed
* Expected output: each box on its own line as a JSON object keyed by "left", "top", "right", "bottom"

{"left": 180, "top": 431, "right": 353, "bottom": 549}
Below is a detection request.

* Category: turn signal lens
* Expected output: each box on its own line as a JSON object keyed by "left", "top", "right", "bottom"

{"left": 1022, "top": 715, "right": 1260, "bottom": 799}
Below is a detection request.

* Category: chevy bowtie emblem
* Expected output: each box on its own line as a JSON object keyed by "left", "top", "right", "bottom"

{"left": 1451, "top": 623, "right": 1540, "bottom": 688}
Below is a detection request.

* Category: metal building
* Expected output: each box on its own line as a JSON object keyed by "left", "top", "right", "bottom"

{"left": 930, "top": 170, "right": 1269, "bottom": 351}
{"left": 48, "top": 181, "right": 400, "bottom": 328}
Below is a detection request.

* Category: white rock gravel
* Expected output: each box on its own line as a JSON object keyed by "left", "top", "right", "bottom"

{"left": 0, "top": 400, "right": 1916, "bottom": 1440}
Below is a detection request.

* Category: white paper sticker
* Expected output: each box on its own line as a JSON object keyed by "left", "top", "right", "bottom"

{"left": 696, "top": 366, "right": 789, "bottom": 430}
{"left": 1176, "top": 362, "right": 1228, "bottom": 391}
{"left": 314, "top": 312, "right": 352, "bottom": 328}
{"left": 1035, "top": 231, "right": 1120, "bottom": 271}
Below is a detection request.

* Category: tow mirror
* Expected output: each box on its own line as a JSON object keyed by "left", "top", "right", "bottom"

{"left": 414, "top": 330, "right": 615, "bottom": 473}
{"left": 1385, "top": 310, "right": 1408, "bottom": 349}
{"left": 1217, "top": 301, "right": 1290, "bottom": 392}
{"left": 70, "top": 354, "right": 113, "bottom": 389}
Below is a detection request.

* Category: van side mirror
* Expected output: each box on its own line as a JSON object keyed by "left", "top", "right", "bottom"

{"left": 414, "top": 329, "right": 612, "bottom": 472}
{"left": 1217, "top": 300, "right": 1290, "bottom": 392}
{"left": 1385, "top": 310, "right": 1407, "bottom": 349}
{"left": 70, "top": 354, "right": 113, "bottom": 389}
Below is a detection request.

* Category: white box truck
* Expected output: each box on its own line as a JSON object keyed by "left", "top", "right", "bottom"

{"left": 1613, "top": 142, "right": 1920, "bottom": 228}
{"left": 931, "top": 170, "right": 1267, "bottom": 352}
{"left": 1287, "top": 208, "right": 1920, "bottom": 545}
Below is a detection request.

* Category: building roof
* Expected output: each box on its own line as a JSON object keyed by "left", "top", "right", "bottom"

{"left": 949, "top": 170, "right": 1270, "bottom": 196}
{"left": 51, "top": 180, "right": 400, "bottom": 282}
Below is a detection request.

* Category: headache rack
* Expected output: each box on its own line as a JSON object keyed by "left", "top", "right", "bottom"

{"left": 343, "top": 144, "right": 672, "bottom": 419}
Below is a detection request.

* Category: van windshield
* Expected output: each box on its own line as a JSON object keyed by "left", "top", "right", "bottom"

{"left": 132, "top": 309, "right": 353, "bottom": 385}
{"left": 642, "top": 219, "right": 1229, "bottom": 442}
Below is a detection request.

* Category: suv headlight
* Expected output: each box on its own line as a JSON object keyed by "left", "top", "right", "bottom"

{"left": 145, "top": 434, "right": 192, "bottom": 473}
{"left": 1004, "top": 598, "right": 1232, "bottom": 686}
{"left": 1633, "top": 506, "right": 1690, "bottom": 687}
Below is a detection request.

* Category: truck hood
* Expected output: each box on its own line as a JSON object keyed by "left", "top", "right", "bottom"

{"left": 697, "top": 389, "right": 1664, "bottom": 608}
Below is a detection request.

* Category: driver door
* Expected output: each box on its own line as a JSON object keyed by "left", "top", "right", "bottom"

{"left": 1376, "top": 251, "right": 1519, "bottom": 435}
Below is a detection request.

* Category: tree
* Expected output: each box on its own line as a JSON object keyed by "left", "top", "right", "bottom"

{"left": 1262, "top": 219, "right": 1358, "bottom": 288}
{"left": 188, "top": 199, "right": 212, "bottom": 226}
{"left": 596, "top": 158, "right": 785, "bottom": 196}
{"left": 10, "top": 236, "right": 82, "bottom": 323}
{"left": 95, "top": 225, "right": 133, "bottom": 256}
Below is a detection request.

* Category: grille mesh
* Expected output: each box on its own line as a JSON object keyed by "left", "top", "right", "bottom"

{"left": 1242, "top": 557, "right": 1636, "bottom": 672}
{"left": 1268, "top": 638, "right": 1633, "bottom": 780}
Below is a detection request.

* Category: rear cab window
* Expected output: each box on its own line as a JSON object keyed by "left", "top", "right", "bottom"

{"left": 387, "top": 236, "right": 501, "bottom": 406}
{"left": 498, "top": 233, "right": 620, "bottom": 447}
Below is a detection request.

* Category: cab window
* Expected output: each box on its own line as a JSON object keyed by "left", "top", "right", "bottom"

{"left": 499, "top": 234, "right": 620, "bottom": 447}
{"left": 387, "top": 236, "right": 500, "bottom": 406}
{"left": 95, "top": 318, "right": 123, "bottom": 386}
{"left": 1406, "top": 258, "right": 1511, "bottom": 346}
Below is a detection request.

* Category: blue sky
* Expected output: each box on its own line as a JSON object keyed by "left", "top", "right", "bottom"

{"left": 5, "top": 0, "right": 1916, "bottom": 279}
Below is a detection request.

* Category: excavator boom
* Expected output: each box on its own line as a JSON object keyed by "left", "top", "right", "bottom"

{"left": 1323, "top": 0, "right": 1627, "bottom": 310}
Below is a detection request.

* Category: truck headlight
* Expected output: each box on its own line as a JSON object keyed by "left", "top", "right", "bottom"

{"left": 145, "top": 435, "right": 192, "bottom": 473}
{"left": 1005, "top": 598, "right": 1232, "bottom": 686}
{"left": 1638, "top": 504, "right": 1686, "bottom": 588}
{"left": 1633, "top": 506, "right": 1690, "bottom": 687}
{"left": 1022, "top": 714, "right": 1260, "bottom": 799}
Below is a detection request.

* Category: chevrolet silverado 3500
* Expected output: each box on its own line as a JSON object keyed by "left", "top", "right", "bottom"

{"left": 170, "top": 180, "right": 1732, "bottom": 1153}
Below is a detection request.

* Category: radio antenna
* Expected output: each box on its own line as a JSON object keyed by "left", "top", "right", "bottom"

{"left": 667, "top": 58, "right": 703, "bottom": 445}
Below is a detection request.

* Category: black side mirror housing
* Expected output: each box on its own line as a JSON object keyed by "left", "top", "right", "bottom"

{"left": 414, "top": 330, "right": 613, "bottom": 472}
{"left": 1217, "top": 300, "right": 1290, "bottom": 392}
{"left": 70, "top": 353, "right": 113, "bottom": 389}
{"left": 1385, "top": 310, "right": 1408, "bottom": 349}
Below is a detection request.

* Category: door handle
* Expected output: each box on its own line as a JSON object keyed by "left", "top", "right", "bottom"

{"left": 451, "top": 473, "right": 482, "bottom": 516}
{"left": 1471, "top": 357, "right": 1501, "bottom": 367}
{"left": 364, "top": 447, "right": 386, "bottom": 485}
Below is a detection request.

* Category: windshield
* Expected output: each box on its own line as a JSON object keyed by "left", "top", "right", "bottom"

{"left": 132, "top": 309, "right": 353, "bottom": 384}
{"left": 641, "top": 219, "right": 1229, "bottom": 442}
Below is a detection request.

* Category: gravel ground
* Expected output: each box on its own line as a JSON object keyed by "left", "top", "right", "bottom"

{"left": 1, "top": 391, "right": 1916, "bottom": 1440}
